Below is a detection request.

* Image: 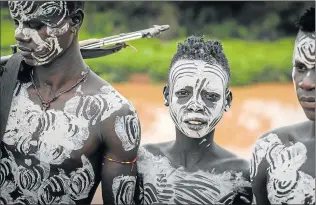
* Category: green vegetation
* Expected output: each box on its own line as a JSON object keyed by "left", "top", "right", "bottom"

{"left": 0, "top": 9, "right": 295, "bottom": 86}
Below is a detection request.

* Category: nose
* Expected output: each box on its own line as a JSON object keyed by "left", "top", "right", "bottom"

{"left": 299, "top": 70, "right": 315, "bottom": 91}
{"left": 187, "top": 101, "right": 204, "bottom": 112}
{"left": 14, "top": 24, "right": 31, "bottom": 43}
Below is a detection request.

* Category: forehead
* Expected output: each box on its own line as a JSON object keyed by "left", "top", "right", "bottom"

{"left": 294, "top": 30, "right": 315, "bottom": 51}
{"left": 9, "top": 1, "right": 67, "bottom": 25}
{"left": 170, "top": 59, "right": 227, "bottom": 89}
{"left": 296, "top": 30, "right": 315, "bottom": 42}
{"left": 293, "top": 30, "right": 315, "bottom": 66}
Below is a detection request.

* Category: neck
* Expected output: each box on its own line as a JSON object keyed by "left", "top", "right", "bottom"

{"left": 172, "top": 128, "right": 215, "bottom": 153}
{"left": 32, "top": 40, "right": 87, "bottom": 92}
{"left": 310, "top": 120, "right": 315, "bottom": 138}
{"left": 171, "top": 128, "right": 216, "bottom": 168}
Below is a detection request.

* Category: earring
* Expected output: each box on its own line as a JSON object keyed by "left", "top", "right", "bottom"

{"left": 164, "top": 99, "right": 169, "bottom": 106}
{"left": 224, "top": 105, "right": 229, "bottom": 112}
{"left": 71, "top": 28, "right": 77, "bottom": 34}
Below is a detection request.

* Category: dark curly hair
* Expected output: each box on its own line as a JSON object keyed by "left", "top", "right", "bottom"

{"left": 296, "top": 7, "right": 315, "bottom": 32}
{"left": 66, "top": 1, "right": 85, "bottom": 14}
{"left": 169, "top": 35, "right": 230, "bottom": 85}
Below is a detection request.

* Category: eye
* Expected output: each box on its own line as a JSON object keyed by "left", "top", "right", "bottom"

{"left": 175, "top": 89, "right": 189, "bottom": 97}
{"left": 205, "top": 93, "right": 220, "bottom": 101}
{"left": 26, "top": 22, "right": 45, "bottom": 30}
{"left": 294, "top": 62, "right": 307, "bottom": 73}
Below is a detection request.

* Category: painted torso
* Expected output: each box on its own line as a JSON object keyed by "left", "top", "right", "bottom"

{"left": 251, "top": 131, "right": 315, "bottom": 204}
{"left": 0, "top": 81, "right": 127, "bottom": 204}
{"left": 136, "top": 146, "right": 252, "bottom": 205}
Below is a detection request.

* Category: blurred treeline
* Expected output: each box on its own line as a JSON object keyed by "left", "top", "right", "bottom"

{"left": 0, "top": 1, "right": 314, "bottom": 85}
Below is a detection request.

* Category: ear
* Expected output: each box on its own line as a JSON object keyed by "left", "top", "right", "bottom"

{"left": 163, "top": 84, "right": 170, "bottom": 107}
{"left": 224, "top": 89, "right": 233, "bottom": 112}
{"left": 69, "top": 9, "right": 84, "bottom": 32}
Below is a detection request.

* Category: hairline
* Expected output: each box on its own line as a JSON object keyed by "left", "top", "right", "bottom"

{"left": 168, "top": 59, "right": 230, "bottom": 87}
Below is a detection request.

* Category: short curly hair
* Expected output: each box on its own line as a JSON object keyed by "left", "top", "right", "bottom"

{"left": 66, "top": 1, "right": 85, "bottom": 14}
{"left": 296, "top": 7, "right": 315, "bottom": 32}
{"left": 169, "top": 35, "right": 231, "bottom": 85}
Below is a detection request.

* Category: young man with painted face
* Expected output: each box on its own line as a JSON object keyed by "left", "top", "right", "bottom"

{"left": 0, "top": 1, "right": 141, "bottom": 204}
{"left": 250, "top": 7, "right": 315, "bottom": 205}
{"left": 135, "top": 36, "right": 252, "bottom": 205}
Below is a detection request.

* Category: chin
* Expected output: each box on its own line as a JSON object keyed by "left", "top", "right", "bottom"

{"left": 182, "top": 128, "right": 209, "bottom": 139}
{"left": 22, "top": 58, "right": 37, "bottom": 66}
{"left": 304, "top": 110, "right": 315, "bottom": 121}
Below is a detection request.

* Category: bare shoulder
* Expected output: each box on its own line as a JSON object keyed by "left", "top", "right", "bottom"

{"left": 256, "top": 121, "right": 312, "bottom": 144}
{"left": 83, "top": 71, "right": 140, "bottom": 157}
{"left": 82, "top": 70, "right": 136, "bottom": 117}
{"left": 211, "top": 145, "right": 250, "bottom": 176}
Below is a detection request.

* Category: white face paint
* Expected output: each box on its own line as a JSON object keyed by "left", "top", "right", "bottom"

{"left": 292, "top": 33, "right": 315, "bottom": 89}
{"left": 168, "top": 59, "right": 229, "bottom": 138}
{"left": 293, "top": 33, "right": 315, "bottom": 70}
{"left": 112, "top": 175, "right": 136, "bottom": 205}
{"left": 250, "top": 133, "right": 315, "bottom": 204}
{"left": 8, "top": 1, "right": 71, "bottom": 66}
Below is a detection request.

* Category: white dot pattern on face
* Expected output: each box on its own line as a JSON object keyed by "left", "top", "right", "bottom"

{"left": 9, "top": 1, "right": 70, "bottom": 66}
{"left": 168, "top": 59, "right": 228, "bottom": 139}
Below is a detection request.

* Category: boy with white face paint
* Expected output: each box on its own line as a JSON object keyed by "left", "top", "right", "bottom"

{"left": 0, "top": 1, "right": 141, "bottom": 205}
{"left": 135, "top": 36, "right": 252, "bottom": 205}
{"left": 250, "top": 7, "right": 315, "bottom": 205}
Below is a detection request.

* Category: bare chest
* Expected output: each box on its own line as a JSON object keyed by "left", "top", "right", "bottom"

{"left": 3, "top": 85, "right": 102, "bottom": 164}
{"left": 137, "top": 148, "right": 251, "bottom": 204}
{"left": 0, "top": 83, "right": 117, "bottom": 204}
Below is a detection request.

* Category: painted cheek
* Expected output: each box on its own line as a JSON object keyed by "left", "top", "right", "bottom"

{"left": 292, "top": 67, "right": 296, "bottom": 80}
{"left": 176, "top": 96, "right": 190, "bottom": 105}
{"left": 169, "top": 97, "right": 185, "bottom": 124}
{"left": 46, "top": 22, "right": 69, "bottom": 37}
{"left": 27, "top": 29, "right": 47, "bottom": 51}
{"left": 203, "top": 99, "right": 217, "bottom": 109}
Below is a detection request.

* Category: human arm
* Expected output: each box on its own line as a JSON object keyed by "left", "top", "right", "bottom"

{"left": 100, "top": 101, "right": 141, "bottom": 205}
{"left": 134, "top": 172, "right": 144, "bottom": 205}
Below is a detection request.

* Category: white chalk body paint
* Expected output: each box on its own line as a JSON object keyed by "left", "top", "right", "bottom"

{"left": 250, "top": 133, "right": 315, "bottom": 204}
{"left": 0, "top": 82, "right": 130, "bottom": 204}
{"left": 112, "top": 175, "right": 137, "bottom": 205}
{"left": 137, "top": 147, "right": 251, "bottom": 204}
{"left": 115, "top": 113, "right": 140, "bottom": 151}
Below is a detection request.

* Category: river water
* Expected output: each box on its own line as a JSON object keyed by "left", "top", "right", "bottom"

{"left": 92, "top": 82, "right": 307, "bottom": 203}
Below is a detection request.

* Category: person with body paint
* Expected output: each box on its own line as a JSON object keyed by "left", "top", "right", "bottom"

{"left": 0, "top": 1, "right": 141, "bottom": 204}
{"left": 250, "top": 7, "right": 315, "bottom": 205}
{"left": 135, "top": 36, "right": 253, "bottom": 205}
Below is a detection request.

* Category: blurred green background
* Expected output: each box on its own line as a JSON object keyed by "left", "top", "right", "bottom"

{"left": 0, "top": 1, "right": 314, "bottom": 86}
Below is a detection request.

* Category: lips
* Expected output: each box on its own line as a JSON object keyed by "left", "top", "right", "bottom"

{"left": 184, "top": 117, "right": 207, "bottom": 125}
{"left": 299, "top": 96, "right": 315, "bottom": 109}
{"left": 183, "top": 117, "right": 207, "bottom": 130}
{"left": 18, "top": 46, "right": 33, "bottom": 57}
{"left": 18, "top": 46, "right": 32, "bottom": 52}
